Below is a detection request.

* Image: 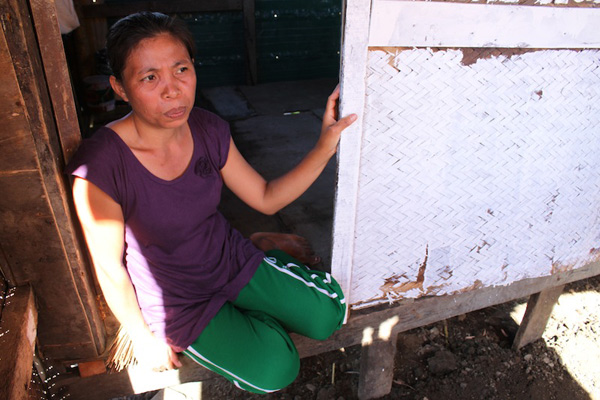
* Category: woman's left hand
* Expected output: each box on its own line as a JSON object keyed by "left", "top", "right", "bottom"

{"left": 220, "top": 83, "right": 358, "bottom": 216}
{"left": 316, "top": 85, "right": 357, "bottom": 157}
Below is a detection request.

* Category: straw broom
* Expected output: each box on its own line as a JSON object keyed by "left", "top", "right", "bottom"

{"left": 105, "top": 325, "right": 137, "bottom": 372}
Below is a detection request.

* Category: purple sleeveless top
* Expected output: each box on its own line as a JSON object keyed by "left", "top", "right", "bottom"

{"left": 66, "top": 108, "right": 264, "bottom": 350}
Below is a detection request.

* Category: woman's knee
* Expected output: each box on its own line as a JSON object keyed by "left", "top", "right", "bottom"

{"left": 263, "top": 350, "right": 300, "bottom": 391}
{"left": 300, "top": 304, "right": 345, "bottom": 341}
{"left": 240, "top": 346, "right": 300, "bottom": 394}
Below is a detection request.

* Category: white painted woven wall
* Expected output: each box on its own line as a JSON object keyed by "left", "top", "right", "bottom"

{"left": 333, "top": 0, "right": 600, "bottom": 309}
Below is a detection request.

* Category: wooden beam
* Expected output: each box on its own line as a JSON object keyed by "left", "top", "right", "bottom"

{"left": 369, "top": 1, "right": 600, "bottom": 49}
{"left": 81, "top": 0, "right": 243, "bottom": 18}
{"left": 333, "top": 0, "right": 372, "bottom": 310}
{"left": 0, "top": 285, "right": 37, "bottom": 400}
{"left": 242, "top": 0, "right": 257, "bottom": 85}
{"left": 293, "top": 261, "right": 600, "bottom": 359}
{"left": 29, "top": 0, "right": 82, "bottom": 163}
{"left": 512, "top": 284, "right": 565, "bottom": 350}
{"left": 63, "top": 356, "right": 215, "bottom": 400}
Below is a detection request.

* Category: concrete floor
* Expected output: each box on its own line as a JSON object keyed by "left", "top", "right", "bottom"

{"left": 201, "top": 77, "right": 340, "bottom": 269}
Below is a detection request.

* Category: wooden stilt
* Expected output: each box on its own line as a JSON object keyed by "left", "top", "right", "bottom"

{"left": 512, "top": 284, "right": 565, "bottom": 350}
{"left": 358, "top": 332, "right": 398, "bottom": 400}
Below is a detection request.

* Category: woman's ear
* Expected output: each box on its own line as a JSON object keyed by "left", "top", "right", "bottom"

{"left": 109, "top": 76, "right": 128, "bottom": 102}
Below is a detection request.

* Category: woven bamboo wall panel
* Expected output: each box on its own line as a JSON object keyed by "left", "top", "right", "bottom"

{"left": 349, "top": 48, "right": 600, "bottom": 308}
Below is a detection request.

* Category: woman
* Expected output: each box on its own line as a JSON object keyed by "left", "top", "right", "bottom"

{"left": 67, "top": 11, "right": 356, "bottom": 394}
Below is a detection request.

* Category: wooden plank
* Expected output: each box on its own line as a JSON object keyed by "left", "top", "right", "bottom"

{"left": 81, "top": 0, "right": 243, "bottom": 18}
{"left": 0, "top": 285, "right": 37, "bottom": 400}
{"left": 0, "top": 173, "right": 99, "bottom": 359}
{"left": 293, "top": 261, "right": 600, "bottom": 359}
{"left": 332, "top": 0, "right": 372, "bottom": 312}
{"left": 512, "top": 284, "right": 565, "bottom": 350}
{"left": 62, "top": 262, "right": 600, "bottom": 399}
{"left": 29, "top": 0, "right": 82, "bottom": 163}
{"left": 29, "top": 0, "right": 108, "bottom": 356}
{"left": 243, "top": 0, "right": 257, "bottom": 85}
{"left": 0, "top": 14, "right": 40, "bottom": 175}
{"left": 63, "top": 356, "right": 216, "bottom": 400}
{"left": 0, "top": 0, "right": 105, "bottom": 360}
{"left": 369, "top": 0, "right": 600, "bottom": 48}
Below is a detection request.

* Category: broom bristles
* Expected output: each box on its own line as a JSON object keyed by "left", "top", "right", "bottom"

{"left": 105, "top": 325, "right": 137, "bottom": 372}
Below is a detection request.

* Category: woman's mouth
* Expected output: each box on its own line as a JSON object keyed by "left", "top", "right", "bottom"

{"left": 165, "top": 107, "right": 186, "bottom": 119}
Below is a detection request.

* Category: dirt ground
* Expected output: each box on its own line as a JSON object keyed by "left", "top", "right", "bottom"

{"left": 187, "top": 275, "right": 600, "bottom": 400}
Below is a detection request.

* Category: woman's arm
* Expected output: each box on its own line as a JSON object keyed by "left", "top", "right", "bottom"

{"left": 72, "top": 177, "right": 180, "bottom": 370}
{"left": 221, "top": 86, "right": 357, "bottom": 215}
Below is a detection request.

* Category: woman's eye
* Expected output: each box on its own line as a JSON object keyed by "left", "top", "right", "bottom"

{"left": 177, "top": 67, "right": 189, "bottom": 74}
{"left": 141, "top": 75, "right": 155, "bottom": 82}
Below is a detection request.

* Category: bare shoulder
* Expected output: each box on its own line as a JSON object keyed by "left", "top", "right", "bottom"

{"left": 106, "top": 113, "right": 135, "bottom": 145}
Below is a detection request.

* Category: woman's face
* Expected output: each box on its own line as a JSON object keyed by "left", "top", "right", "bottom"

{"left": 112, "top": 33, "right": 197, "bottom": 130}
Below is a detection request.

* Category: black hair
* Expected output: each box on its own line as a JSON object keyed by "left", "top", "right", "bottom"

{"left": 106, "top": 11, "right": 196, "bottom": 80}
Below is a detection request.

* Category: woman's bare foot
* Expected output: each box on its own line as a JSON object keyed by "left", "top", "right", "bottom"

{"left": 249, "top": 232, "right": 321, "bottom": 266}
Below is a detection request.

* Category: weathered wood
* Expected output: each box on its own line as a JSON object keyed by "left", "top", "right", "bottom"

{"left": 0, "top": 0, "right": 105, "bottom": 360}
{"left": 242, "top": 0, "right": 257, "bottom": 85}
{"left": 0, "top": 21, "right": 39, "bottom": 178}
{"left": 81, "top": 0, "right": 243, "bottom": 18}
{"left": 0, "top": 285, "right": 38, "bottom": 400}
{"left": 29, "top": 0, "right": 82, "bottom": 163}
{"left": 62, "top": 263, "right": 600, "bottom": 399}
{"left": 78, "top": 360, "right": 107, "bottom": 378}
{"left": 332, "top": 0, "right": 372, "bottom": 311}
{"left": 512, "top": 284, "right": 565, "bottom": 350}
{"left": 358, "top": 331, "right": 398, "bottom": 399}
{"left": 370, "top": 1, "right": 600, "bottom": 48}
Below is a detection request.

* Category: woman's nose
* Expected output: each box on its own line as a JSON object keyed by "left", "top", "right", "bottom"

{"left": 162, "top": 76, "right": 181, "bottom": 98}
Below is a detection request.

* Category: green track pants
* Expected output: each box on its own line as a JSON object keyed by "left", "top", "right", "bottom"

{"left": 182, "top": 249, "right": 346, "bottom": 394}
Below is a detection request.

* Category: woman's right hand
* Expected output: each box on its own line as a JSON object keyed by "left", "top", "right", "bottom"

{"left": 132, "top": 331, "right": 182, "bottom": 372}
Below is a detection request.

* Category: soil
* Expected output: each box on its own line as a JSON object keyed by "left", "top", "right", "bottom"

{"left": 195, "top": 275, "right": 600, "bottom": 400}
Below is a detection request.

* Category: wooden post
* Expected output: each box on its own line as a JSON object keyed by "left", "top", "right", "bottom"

{"left": 512, "top": 284, "right": 565, "bottom": 350}
{"left": 243, "top": 0, "right": 257, "bottom": 85}
{"left": 358, "top": 331, "right": 398, "bottom": 399}
{"left": 0, "top": 285, "right": 37, "bottom": 400}
{"left": 30, "top": 0, "right": 84, "bottom": 163}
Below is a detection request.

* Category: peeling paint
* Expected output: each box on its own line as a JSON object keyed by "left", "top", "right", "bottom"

{"left": 379, "top": 245, "right": 428, "bottom": 297}
{"left": 460, "top": 48, "right": 537, "bottom": 67}
{"left": 551, "top": 262, "right": 574, "bottom": 274}
{"left": 424, "top": 283, "right": 451, "bottom": 296}
{"left": 452, "top": 279, "right": 484, "bottom": 293}
{"left": 369, "top": 46, "right": 410, "bottom": 71}
{"left": 371, "top": 47, "right": 590, "bottom": 71}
